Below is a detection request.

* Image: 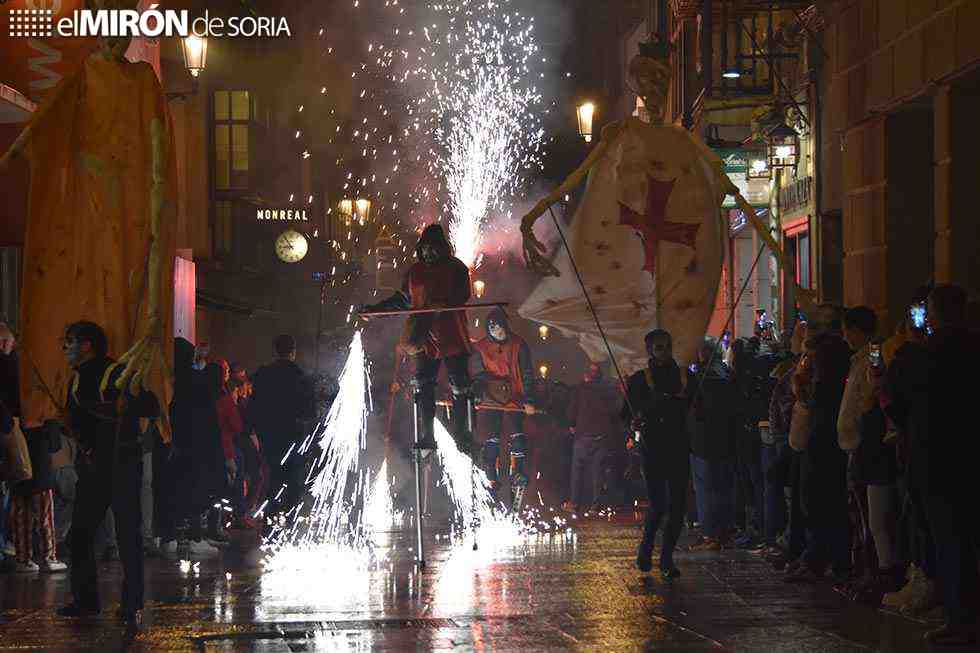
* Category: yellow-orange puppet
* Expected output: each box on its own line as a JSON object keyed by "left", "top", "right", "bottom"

{"left": 0, "top": 1, "right": 175, "bottom": 439}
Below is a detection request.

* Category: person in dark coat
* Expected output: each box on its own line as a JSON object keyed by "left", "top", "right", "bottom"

{"left": 183, "top": 361, "right": 227, "bottom": 549}
{"left": 251, "top": 334, "right": 313, "bottom": 513}
{"left": 153, "top": 337, "right": 193, "bottom": 554}
{"left": 565, "top": 362, "right": 622, "bottom": 511}
{"left": 58, "top": 321, "right": 158, "bottom": 629}
{"left": 786, "top": 306, "right": 852, "bottom": 582}
{"left": 622, "top": 329, "right": 688, "bottom": 579}
{"left": 888, "top": 285, "right": 979, "bottom": 646}
{"left": 687, "top": 337, "right": 738, "bottom": 550}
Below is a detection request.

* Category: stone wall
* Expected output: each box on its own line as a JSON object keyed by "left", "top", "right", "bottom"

{"left": 829, "top": 0, "right": 980, "bottom": 326}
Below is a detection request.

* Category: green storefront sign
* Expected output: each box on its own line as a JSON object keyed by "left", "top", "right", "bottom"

{"left": 716, "top": 148, "right": 748, "bottom": 174}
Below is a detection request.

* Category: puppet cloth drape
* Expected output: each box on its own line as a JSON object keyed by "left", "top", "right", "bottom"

{"left": 519, "top": 118, "right": 727, "bottom": 374}
{"left": 19, "top": 53, "right": 176, "bottom": 439}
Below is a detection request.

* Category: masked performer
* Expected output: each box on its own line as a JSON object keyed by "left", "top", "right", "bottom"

{"left": 472, "top": 308, "right": 536, "bottom": 499}
{"left": 363, "top": 225, "right": 473, "bottom": 453}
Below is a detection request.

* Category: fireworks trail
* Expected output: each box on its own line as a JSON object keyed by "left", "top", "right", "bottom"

{"left": 363, "top": 459, "right": 405, "bottom": 533}
{"left": 419, "top": 0, "right": 546, "bottom": 266}
{"left": 262, "top": 331, "right": 375, "bottom": 572}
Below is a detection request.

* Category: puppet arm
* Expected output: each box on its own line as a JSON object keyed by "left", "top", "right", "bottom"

{"left": 0, "top": 72, "right": 77, "bottom": 172}
{"left": 520, "top": 121, "right": 626, "bottom": 276}
{"left": 116, "top": 117, "right": 169, "bottom": 395}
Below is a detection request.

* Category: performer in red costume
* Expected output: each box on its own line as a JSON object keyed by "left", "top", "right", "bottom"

{"left": 472, "top": 308, "right": 536, "bottom": 504}
{"left": 362, "top": 225, "right": 473, "bottom": 453}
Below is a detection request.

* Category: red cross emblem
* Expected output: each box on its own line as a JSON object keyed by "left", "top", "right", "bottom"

{"left": 619, "top": 176, "right": 701, "bottom": 275}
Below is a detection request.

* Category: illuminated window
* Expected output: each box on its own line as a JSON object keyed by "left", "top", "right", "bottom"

{"left": 213, "top": 90, "right": 251, "bottom": 189}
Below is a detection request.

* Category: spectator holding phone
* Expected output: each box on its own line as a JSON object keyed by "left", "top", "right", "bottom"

{"left": 890, "top": 284, "right": 980, "bottom": 646}
{"left": 838, "top": 307, "right": 904, "bottom": 599}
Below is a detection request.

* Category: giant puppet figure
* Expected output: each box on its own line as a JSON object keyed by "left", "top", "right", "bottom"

{"left": 520, "top": 38, "right": 802, "bottom": 374}
{"left": 0, "top": 0, "right": 176, "bottom": 436}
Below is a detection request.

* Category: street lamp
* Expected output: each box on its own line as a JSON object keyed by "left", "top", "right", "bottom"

{"left": 538, "top": 363, "right": 549, "bottom": 379}
{"left": 180, "top": 35, "right": 208, "bottom": 78}
{"left": 746, "top": 149, "right": 771, "bottom": 180}
{"left": 767, "top": 121, "right": 799, "bottom": 169}
{"left": 576, "top": 101, "right": 595, "bottom": 143}
{"left": 355, "top": 198, "right": 372, "bottom": 226}
{"left": 473, "top": 279, "right": 485, "bottom": 299}
{"left": 538, "top": 324, "right": 549, "bottom": 341}
{"left": 338, "top": 198, "right": 353, "bottom": 227}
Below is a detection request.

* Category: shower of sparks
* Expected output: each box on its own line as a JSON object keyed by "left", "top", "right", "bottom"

{"left": 363, "top": 459, "right": 405, "bottom": 533}
{"left": 289, "top": 0, "right": 551, "bottom": 297}
{"left": 419, "top": 0, "right": 545, "bottom": 267}
{"left": 431, "top": 418, "right": 571, "bottom": 550}
{"left": 263, "top": 332, "right": 375, "bottom": 571}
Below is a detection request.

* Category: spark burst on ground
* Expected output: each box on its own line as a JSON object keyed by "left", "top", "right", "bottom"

{"left": 262, "top": 331, "right": 376, "bottom": 573}
{"left": 260, "top": 331, "right": 572, "bottom": 595}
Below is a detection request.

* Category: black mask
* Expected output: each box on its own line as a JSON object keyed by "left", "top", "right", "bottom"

{"left": 419, "top": 243, "right": 441, "bottom": 264}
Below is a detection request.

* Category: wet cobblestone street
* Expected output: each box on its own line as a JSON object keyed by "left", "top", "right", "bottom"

{"left": 0, "top": 514, "right": 955, "bottom": 651}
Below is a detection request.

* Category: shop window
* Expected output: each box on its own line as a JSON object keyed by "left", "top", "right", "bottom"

{"left": 797, "top": 232, "right": 810, "bottom": 289}
{"left": 213, "top": 90, "right": 252, "bottom": 190}
{"left": 784, "top": 220, "right": 811, "bottom": 290}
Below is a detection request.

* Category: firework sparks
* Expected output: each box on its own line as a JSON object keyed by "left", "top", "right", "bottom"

{"left": 421, "top": 0, "right": 545, "bottom": 267}
{"left": 263, "top": 331, "right": 373, "bottom": 569}
{"left": 363, "top": 459, "right": 405, "bottom": 533}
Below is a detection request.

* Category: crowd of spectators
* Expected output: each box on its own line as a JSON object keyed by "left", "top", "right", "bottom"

{"left": 0, "top": 328, "right": 317, "bottom": 570}
{"left": 2, "top": 282, "right": 976, "bottom": 644}
{"left": 551, "top": 284, "right": 977, "bottom": 647}
{"left": 672, "top": 285, "right": 980, "bottom": 644}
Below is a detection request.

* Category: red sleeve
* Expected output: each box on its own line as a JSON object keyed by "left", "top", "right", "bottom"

{"left": 216, "top": 395, "right": 242, "bottom": 461}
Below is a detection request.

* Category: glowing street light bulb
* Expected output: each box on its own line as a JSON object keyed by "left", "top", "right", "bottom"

{"left": 181, "top": 35, "right": 208, "bottom": 78}
{"left": 473, "top": 279, "right": 485, "bottom": 298}
{"left": 338, "top": 199, "right": 354, "bottom": 227}
{"left": 538, "top": 363, "right": 549, "bottom": 379}
{"left": 538, "top": 325, "right": 549, "bottom": 340}
{"left": 576, "top": 102, "right": 595, "bottom": 143}
{"left": 355, "top": 198, "right": 372, "bottom": 225}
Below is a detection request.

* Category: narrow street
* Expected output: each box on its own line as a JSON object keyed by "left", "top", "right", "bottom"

{"left": 0, "top": 517, "right": 941, "bottom": 651}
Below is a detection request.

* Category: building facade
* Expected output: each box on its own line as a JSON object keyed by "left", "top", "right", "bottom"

{"left": 823, "top": 0, "right": 980, "bottom": 329}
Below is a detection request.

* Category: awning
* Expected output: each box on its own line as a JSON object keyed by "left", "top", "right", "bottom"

{"left": 195, "top": 290, "right": 278, "bottom": 317}
{"left": 0, "top": 83, "right": 35, "bottom": 123}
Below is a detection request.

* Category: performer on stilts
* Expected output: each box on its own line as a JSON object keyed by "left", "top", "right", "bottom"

{"left": 360, "top": 224, "right": 476, "bottom": 564}
{"left": 363, "top": 224, "right": 474, "bottom": 454}
{"left": 472, "top": 308, "right": 537, "bottom": 511}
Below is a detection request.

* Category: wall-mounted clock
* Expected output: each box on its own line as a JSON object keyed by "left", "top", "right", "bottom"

{"left": 275, "top": 229, "right": 308, "bottom": 263}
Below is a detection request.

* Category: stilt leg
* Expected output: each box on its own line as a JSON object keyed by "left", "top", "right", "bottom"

{"left": 412, "top": 387, "right": 426, "bottom": 569}
{"left": 466, "top": 395, "right": 479, "bottom": 551}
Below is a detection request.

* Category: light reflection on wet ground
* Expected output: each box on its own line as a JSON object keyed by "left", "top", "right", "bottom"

{"left": 0, "top": 516, "right": 947, "bottom": 651}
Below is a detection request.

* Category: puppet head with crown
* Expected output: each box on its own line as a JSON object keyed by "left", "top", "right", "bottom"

{"left": 89, "top": 0, "right": 139, "bottom": 60}
{"left": 629, "top": 36, "right": 672, "bottom": 124}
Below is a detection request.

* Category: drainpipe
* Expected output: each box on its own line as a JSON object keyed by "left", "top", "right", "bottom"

{"left": 810, "top": 34, "right": 823, "bottom": 305}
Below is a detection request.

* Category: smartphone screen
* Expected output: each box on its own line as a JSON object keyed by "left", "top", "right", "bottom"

{"left": 909, "top": 303, "right": 927, "bottom": 329}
